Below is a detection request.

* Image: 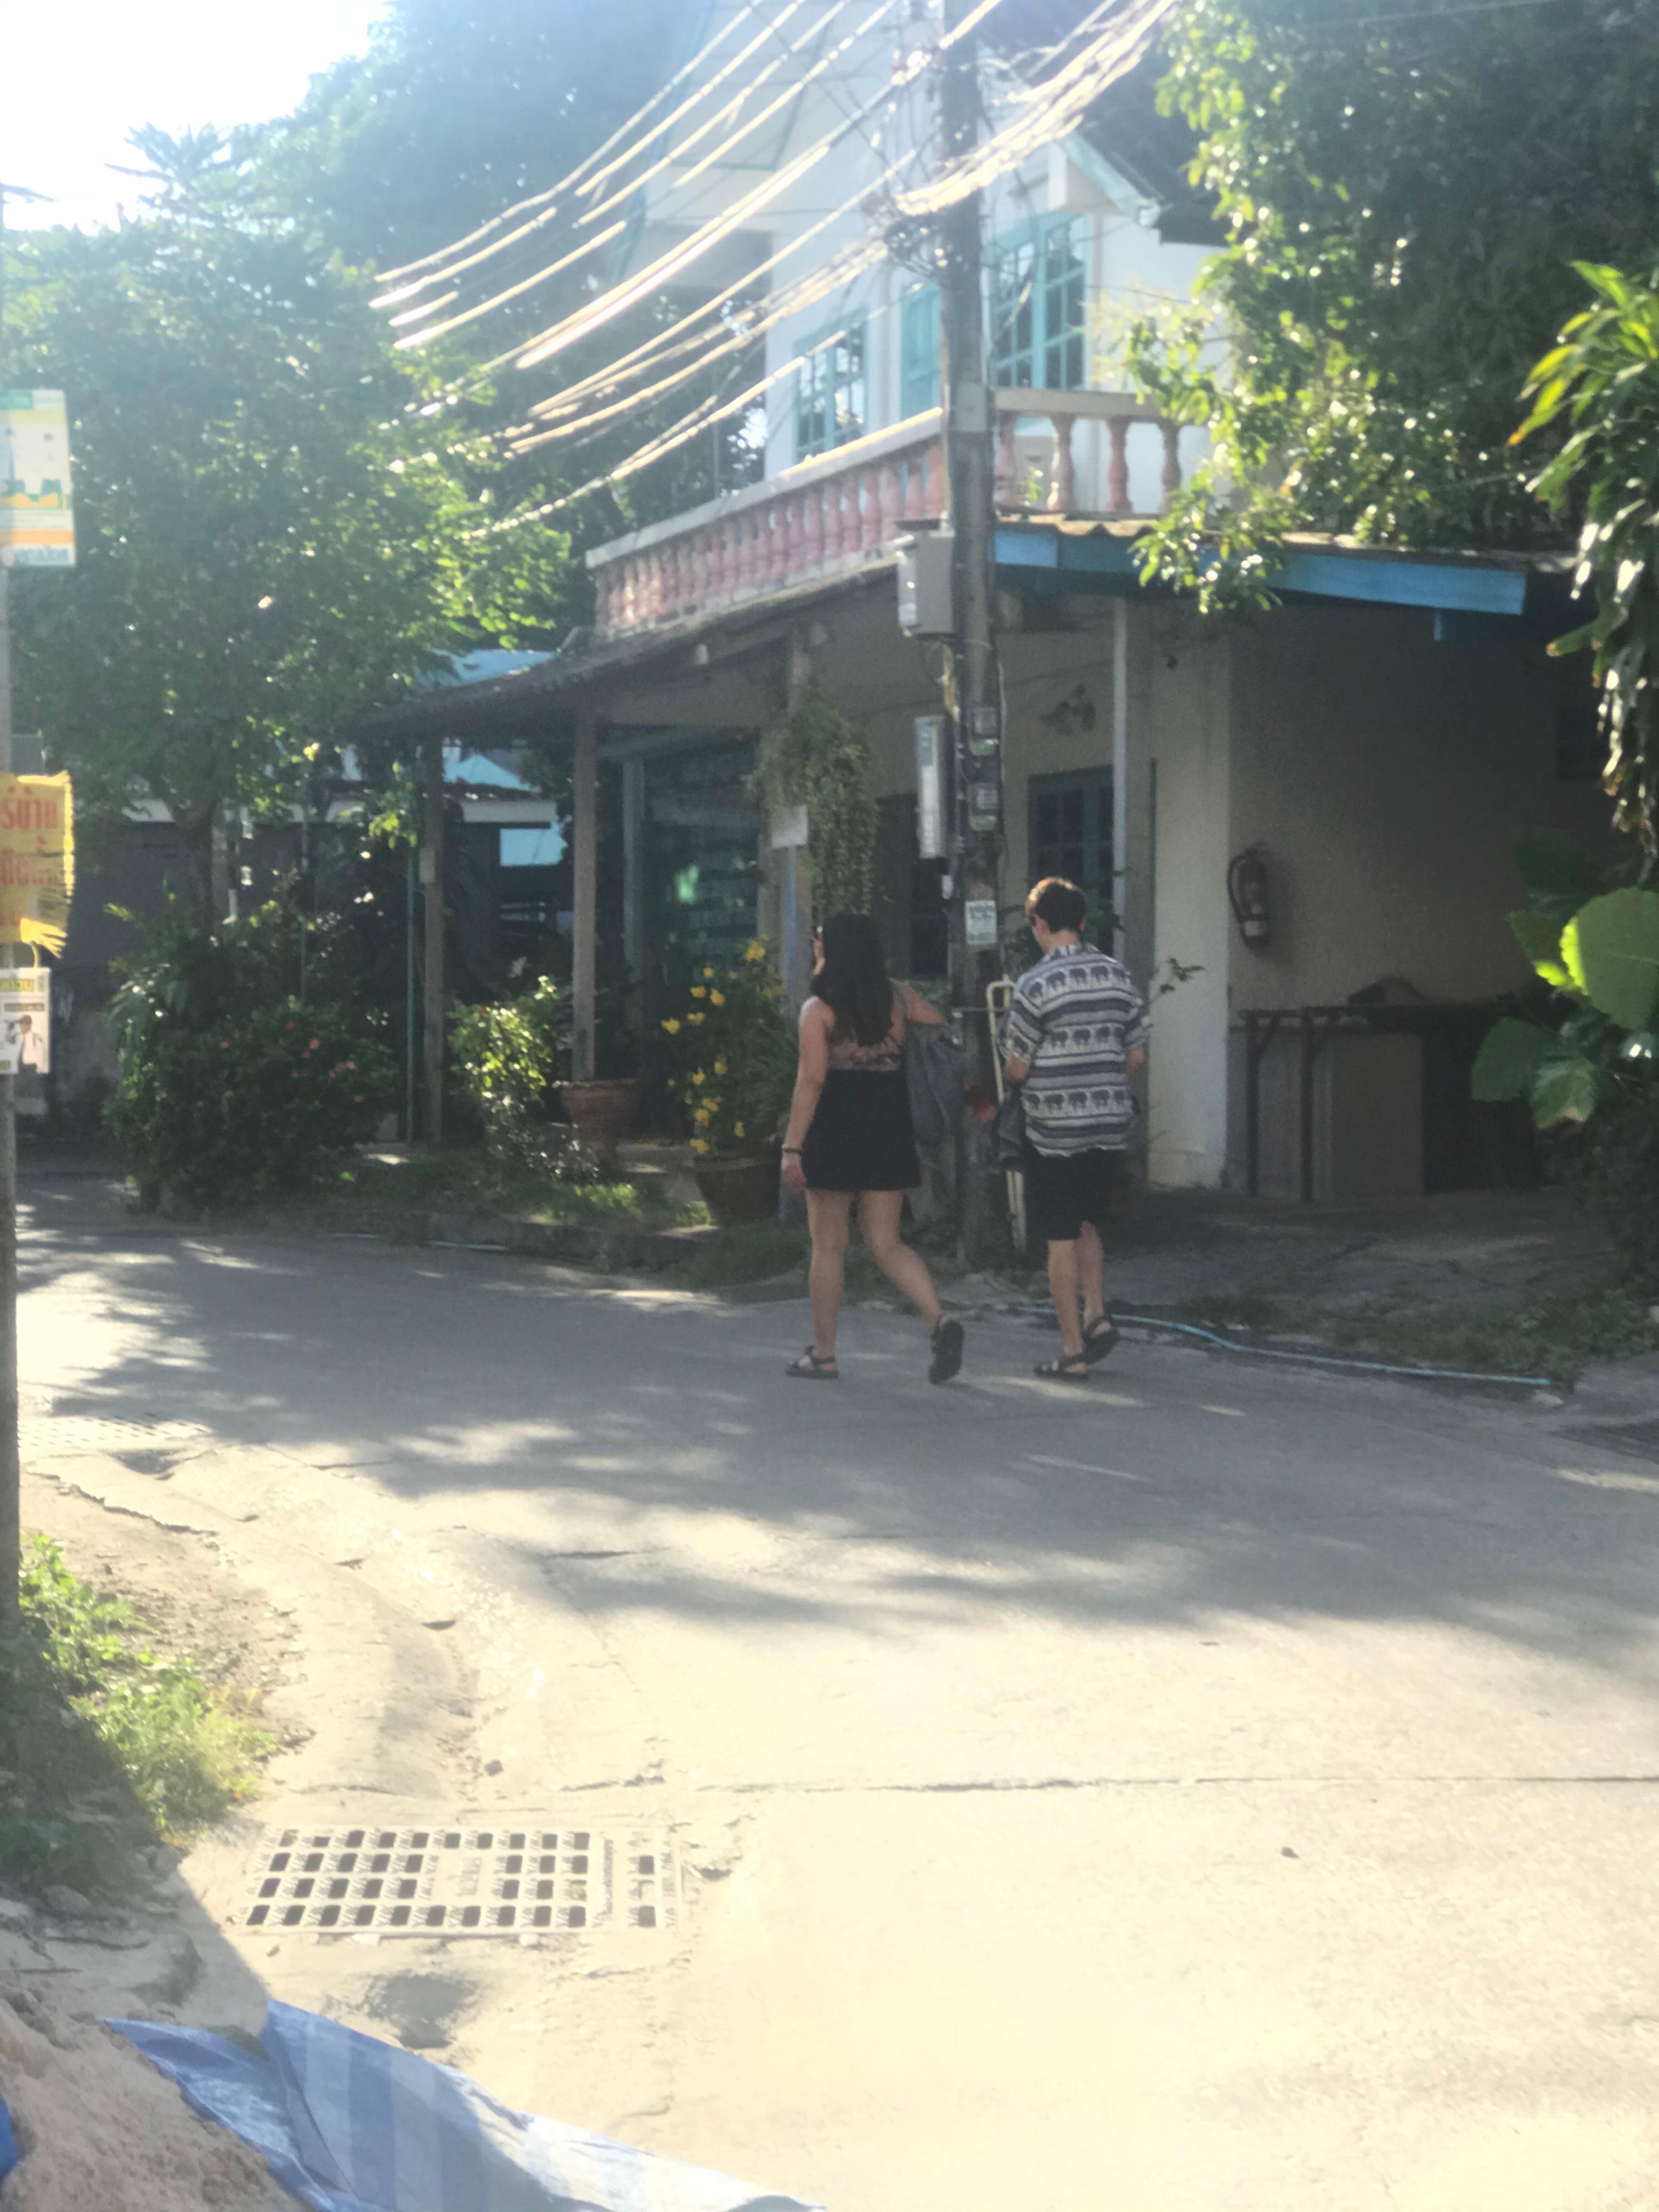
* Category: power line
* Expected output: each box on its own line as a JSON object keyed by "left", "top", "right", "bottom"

{"left": 573, "top": 0, "right": 876, "bottom": 236}
{"left": 393, "top": 0, "right": 901, "bottom": 357}
{"left": 375, "top": 0, "right": 820, "bottom": 298}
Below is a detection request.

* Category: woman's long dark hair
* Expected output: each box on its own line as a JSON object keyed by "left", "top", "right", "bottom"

{"left": 815, "top": 911, "right": 894, "bottom": 1048}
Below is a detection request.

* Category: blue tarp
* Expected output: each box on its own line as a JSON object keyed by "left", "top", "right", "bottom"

{"left": 0, "top": 2091, "right": 18, "bottom": 2185}
{"left": 109, "top": 2004, "right": 817, "bottom": 2212}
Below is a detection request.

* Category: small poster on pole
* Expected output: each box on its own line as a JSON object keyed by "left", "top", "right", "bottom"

{"left": 0, "top": 972, "right": 49, "bottom": 1075}
{"left": 0, "top": 391, "right": 75, "bottom": 569}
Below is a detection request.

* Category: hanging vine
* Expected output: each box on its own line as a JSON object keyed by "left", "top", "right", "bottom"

{"left": 751, "top": 681, "right": 876, "bottom": 917}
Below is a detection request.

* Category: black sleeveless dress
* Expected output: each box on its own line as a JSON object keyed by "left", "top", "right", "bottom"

{"left": 800, "top": 997, "right": 923, "bottom": 1194}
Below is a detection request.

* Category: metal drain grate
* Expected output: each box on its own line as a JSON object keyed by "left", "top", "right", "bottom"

{"left": 1561, "top": 1420, "right": 1659, "bottom": 1465}
{"left": 20, "top": 1403, "right": 211, "bottom": 1466}
{"left": 237, "top": 1824, "right": 678, "bottom": 1938}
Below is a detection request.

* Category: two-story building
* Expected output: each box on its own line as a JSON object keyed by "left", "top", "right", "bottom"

{"left": 385, "top": 6, "right": 1611, "bottom": 1198}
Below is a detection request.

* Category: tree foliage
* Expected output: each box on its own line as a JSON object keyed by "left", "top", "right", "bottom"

{"left": 1120, "top": 0, "right": 1659, "bottom": 610}
{"left": 3, "top": 186, "right": 564, "bottom": 915}
{"left": 1514, "top": 262, "right": 1659, "bottom": 853}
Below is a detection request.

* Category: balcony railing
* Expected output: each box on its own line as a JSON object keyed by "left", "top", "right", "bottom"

{"left": 587, "top": 391, "right": 1187, "bottom": 641}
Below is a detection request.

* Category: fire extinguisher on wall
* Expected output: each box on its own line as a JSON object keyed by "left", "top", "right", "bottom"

{"left": 1227, "top": 847, "right": 1271, "bottom": 949}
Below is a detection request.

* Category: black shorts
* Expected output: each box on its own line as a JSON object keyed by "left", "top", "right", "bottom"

{"left": 1022, "top": 1143, "right": 1121, "bottom": 1245}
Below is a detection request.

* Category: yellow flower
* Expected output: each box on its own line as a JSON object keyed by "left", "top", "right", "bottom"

{"left": 690, "top": 985, "right": 706, "bottom": 1000}
{"left": 691, "top": 1069, "right": 706, "bottom": 1087}
{"left": 703, "top": 967, "right": 715, "bottom": 979}
{"left": 733, "top": 1122, "right": 746, "bottom": 1139}
{"left": 690, "top": 1136, "right": 710, "bottom": 1156}
{"left": 744, "top": 940, "right": 766, "bottom": 963}
{"left": 661, "top": 1018, "right": 682, "bottom": 1036}
{"left": 687, "top": 1012, "right": 705, "bottom": 1026}
{"left": 709, "top": 989, "right": 726, "bottom": 1007}
{"left": 713, "top": 1058, "right": 727, "bottom": 1077}
{"left": 694, "top": 1106, "right": 712, "bottom": 1127}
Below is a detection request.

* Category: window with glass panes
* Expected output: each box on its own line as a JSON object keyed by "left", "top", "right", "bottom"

{"left": 1028, "top": 768, "right": 1114, "bottom": 932}
{"left": 900, "top": 285, "right": 940, "bottom": 416}
{"left": 795, "top": 318, "right": 867, "bottom": 461}
{"left": 992, "top": 216, "right": 1088, "bottom": 391}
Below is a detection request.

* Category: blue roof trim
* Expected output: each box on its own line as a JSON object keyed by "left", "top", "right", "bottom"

{"left": 992, "top": 523, "right": 1531, "bottom": 615}
{"left": 414, "top": 650, "right": 554, "bottom": 695}
{"left": 1276, "top": 549, "right": 1526, "bottom": 616}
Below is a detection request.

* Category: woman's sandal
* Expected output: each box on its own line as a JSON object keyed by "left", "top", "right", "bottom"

{"left": 1035, "top": 1352, "right": 1093, "bottom": 1383}
{"left": 1082, "top": 1313, "right": 1121, "bottom": 1366}
{"left": 787, "top": 1348, "right": 840, "bottom": 1380}
{"left": 928, "top": 1317, "right": 965, "bottom": 1386}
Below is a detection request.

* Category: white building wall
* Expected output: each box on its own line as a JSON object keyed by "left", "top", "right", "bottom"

{"left": 1146, "top": 614, "right": 1235, "bottom": 1189}
{"left": 1225, "top": 605, "right": 1617, "bottom": 1014}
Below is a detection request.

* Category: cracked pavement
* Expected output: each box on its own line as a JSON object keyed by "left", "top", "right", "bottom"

{"left": 16, "top": 1170, "right": 1659, "bottom": 2210}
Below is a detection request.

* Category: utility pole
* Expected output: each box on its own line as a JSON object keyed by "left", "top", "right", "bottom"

{"left": 937, "top": 0, "right": 1003, "bottom": 1256}
{"left": 0, "top": 181, "right": 30, "bottom": 1626}
{"left": 420, "top": 729, "right": 445, "bottom": 1146}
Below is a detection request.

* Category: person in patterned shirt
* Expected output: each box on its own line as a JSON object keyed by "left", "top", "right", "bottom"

{"left": 1003, "top": 877, "right": 1148, "bottom": 1381}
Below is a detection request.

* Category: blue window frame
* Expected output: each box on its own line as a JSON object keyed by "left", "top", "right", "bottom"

{"left": 992, "top": 215, "right": 1088, "bottom": 391}
{"left": 900, "top": 285, "right": 940, "bottom": 416}
{"left": 1028, "top": 767, "right": 1114, "bottom": 932}
{"left": 795, "top": 318, "right": 867, "bottom": 461}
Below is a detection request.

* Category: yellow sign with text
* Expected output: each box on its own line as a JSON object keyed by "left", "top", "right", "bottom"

{"left": 0, "top": 774, "right": 74, "bottom": 955}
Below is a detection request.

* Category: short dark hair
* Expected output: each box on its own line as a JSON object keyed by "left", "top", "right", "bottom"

{"left": 1026, "top": 877, "right": 1087, "bottom": 933}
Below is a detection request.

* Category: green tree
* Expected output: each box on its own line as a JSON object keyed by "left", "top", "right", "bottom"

{"left": 1514, "top": 262, "right": 1659, "bottom": 855}
{"left": 3, "top": 183, "right": 563, "bottom": 922}
{"left": 1119, "top": 0, "right": 1659, "bottom": 610}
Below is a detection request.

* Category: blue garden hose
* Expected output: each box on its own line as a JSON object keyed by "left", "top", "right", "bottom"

{"left": 1111, "top": 1312, "right": 1554, "bottom": 1392}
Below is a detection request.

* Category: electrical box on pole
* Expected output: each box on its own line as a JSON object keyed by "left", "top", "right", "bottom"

{"left": 896, "top": 529, "right": 956, "bottom": 637}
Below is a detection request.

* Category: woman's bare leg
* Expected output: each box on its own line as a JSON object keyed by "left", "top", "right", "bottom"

{"left": 806, "top": 1190, "right": 854, "bottom": 1359}
{"left": 856, "top": 1190, "right": 944, "bottom": 1330}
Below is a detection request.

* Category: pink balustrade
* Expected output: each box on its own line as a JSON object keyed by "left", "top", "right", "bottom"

{"left": 589, "top": 400, "right": 1182, "bottom": 640}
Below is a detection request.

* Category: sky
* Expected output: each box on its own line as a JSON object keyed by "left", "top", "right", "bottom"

{"left": 1, "top": 0, "right": 388, "bottom": 232}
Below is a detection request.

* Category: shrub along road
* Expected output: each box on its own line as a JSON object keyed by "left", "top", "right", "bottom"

{"left": 15, "top": 1169, "right": 1659, "bottom": 2211}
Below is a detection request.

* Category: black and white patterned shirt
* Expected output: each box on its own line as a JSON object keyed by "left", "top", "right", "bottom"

{"left": 1004, "top": 942, "right": 1148, "bottom": 1158}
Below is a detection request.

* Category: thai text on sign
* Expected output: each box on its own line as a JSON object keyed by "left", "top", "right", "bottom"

{"left": 0, "top": 775, "right": 74, "bottom": 955}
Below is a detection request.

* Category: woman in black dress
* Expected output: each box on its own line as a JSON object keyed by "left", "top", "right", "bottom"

{"left": 780, "top": 911, "right": 965, "bottom": 1384}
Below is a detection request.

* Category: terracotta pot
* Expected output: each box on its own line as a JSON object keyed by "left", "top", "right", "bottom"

{"left": 559, "top": 1078, "right": 641, "bottom": 1148}
{"left": 692, "top": 1150, "right": 780, "bottom": 1226}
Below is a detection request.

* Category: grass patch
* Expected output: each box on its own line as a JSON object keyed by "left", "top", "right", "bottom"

{"left": 664, "top": 1219, "right": 808, "bottom": 1290}
{"left": 336, "top": 1149, "right": 706, "bottom": 1231}
{"left": 1164, "top": 1285, "right": 1659, "bottom": 1387}
{"left": 1323, "top": 1289, "right": 1659, "bottom": 1387}
{"left": 0, "top": 1536, "right": 273, "bottom": 1894}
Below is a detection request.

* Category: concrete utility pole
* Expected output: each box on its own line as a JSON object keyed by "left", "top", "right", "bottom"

{"left": 420, "top": 729, "right": 446, "bottom": 1146}
{"left": 0, "top": 181, "right": 29, "bottom": 1626}
{"left": 0, "top": 557, "right": 16, "bottom": 1630}
{"left": 937, "top": 0, "right": 1003, "bottom": 1251}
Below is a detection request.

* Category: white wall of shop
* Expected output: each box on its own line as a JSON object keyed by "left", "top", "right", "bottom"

{"left": 1223, "top": 604, "right": 1616, "bottom": 1018}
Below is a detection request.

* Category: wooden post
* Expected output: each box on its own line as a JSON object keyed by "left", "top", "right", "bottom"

{"left": 420, "top": 729, "right": 446, "bottom": 1147}
{"left": 572, "top": 707, "right": 600, "bottom": 1083}
{"left": 781, "top": 634, "right": 815, "bottom": 1014}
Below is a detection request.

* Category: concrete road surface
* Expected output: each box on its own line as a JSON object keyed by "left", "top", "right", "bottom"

{"left": 19, "top": 1172, "right": 1659, "bottom": 2211}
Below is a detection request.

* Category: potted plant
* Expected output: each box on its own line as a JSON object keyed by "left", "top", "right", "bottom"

{"left": 660, "top": 941, "right": 796, "bottom": 1223}
{"left": 559, "top": 979, "right": 642, "bottom": 1149}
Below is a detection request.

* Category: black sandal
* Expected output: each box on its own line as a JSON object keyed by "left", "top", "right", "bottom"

{"left": 928, "top": 1317, "right": 964, "bottom": 1386}
{"left": 787, "top": 1348, "right": 839, "bottom": 1380}
{"left": 1082, "top": 1313, "right": 1121, "bottom": 1366}
{"left": 1035, "top": 1353, "right": 1092, "bottom": 1383}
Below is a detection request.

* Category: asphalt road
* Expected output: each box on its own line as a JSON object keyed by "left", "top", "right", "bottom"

{"left": 19, "top": 1172, "right": 1659, "bottom": 2211}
